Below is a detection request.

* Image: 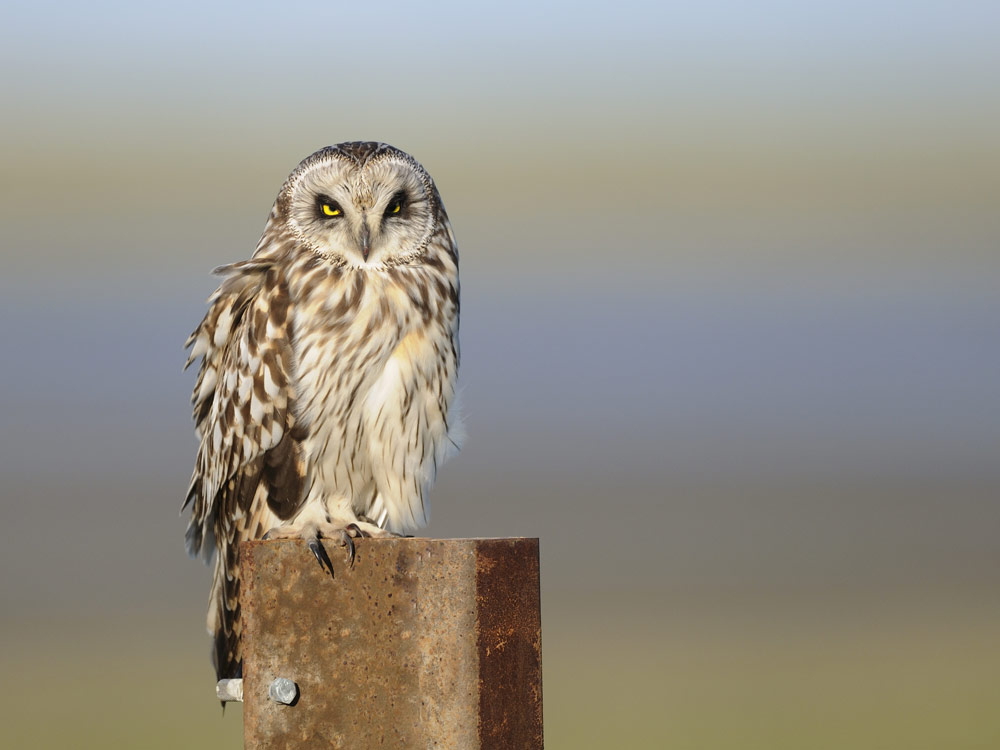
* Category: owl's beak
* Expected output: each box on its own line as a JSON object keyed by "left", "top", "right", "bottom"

{"left": 359, "top": 221, "right": 371, "bottom": 260}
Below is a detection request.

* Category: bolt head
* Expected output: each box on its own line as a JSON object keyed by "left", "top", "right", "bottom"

{"left": 268, "top": 677, "right": 298, "bottom": 705}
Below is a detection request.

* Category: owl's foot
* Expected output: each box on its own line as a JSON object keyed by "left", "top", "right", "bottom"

{"left": 357, "top": 514, "right": 415, "bottom": 539}
{"left": 263, "top": 520, "right": 400, "bottom": 576}
{"left": 343, "top": 520, "right": 401, "bottom": 539}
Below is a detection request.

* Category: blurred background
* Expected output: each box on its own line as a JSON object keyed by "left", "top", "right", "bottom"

{"left": 1, "top": 1, "right": 998, "bottom": 747}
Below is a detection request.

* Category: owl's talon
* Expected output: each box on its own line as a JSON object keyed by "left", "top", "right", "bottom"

{"left": 339, "top": 530, "right": 356, "bottom": 568}
{"left": 307, "top": 537, "right": 335, "bottom": 576}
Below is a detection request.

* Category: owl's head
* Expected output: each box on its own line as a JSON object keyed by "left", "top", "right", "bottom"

{"left": 275, "top": 142, "right": 443, "bottom": 268}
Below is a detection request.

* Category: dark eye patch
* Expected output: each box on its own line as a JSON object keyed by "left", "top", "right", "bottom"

{"left": 384, "top": 190, "right": 407, "bottom": 219}
{"left": 317, "top": 195, "right": 343, "bottom": 218}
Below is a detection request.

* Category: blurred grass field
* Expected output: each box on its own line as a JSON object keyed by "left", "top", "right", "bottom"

{"left": 3, "top": 588, "right": 998, "bottom": 749}
{"left": 544, "top": 591, "right": 1000, "bottom": 749}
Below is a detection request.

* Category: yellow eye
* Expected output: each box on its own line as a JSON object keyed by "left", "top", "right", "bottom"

{"left": 390, "top": 202, "right": 401, "bottom": 214}
{"left": 322, "top": 203, "right": 341, "bottom": 217}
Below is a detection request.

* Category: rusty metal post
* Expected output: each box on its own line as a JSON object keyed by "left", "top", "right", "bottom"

{"left": 240, "top": 537, "right": 542, "bottom": 749}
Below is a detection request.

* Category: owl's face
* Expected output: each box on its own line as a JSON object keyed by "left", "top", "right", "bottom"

{"left": 279, "top": 144, "right": 439, "bottom": 268}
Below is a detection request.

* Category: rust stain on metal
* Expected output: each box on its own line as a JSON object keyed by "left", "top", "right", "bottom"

{"left": 240, "top": 537, "right": 542, "bottom": 749}
{"left": 476, "top": 538, "right": 543, "bottom": 750}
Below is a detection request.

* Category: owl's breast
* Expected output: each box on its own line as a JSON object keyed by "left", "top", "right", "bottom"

{"left": 291, "top": 274, "right": 400, "bottom": 430}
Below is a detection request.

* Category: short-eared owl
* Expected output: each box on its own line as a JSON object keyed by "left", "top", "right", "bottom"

{"left": 183, "top": 142, "right": 461, "bottom": 680}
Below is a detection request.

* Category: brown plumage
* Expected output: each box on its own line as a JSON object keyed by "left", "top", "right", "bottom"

{"left": 183, "top": 143, "right": 461, "bottom": 679}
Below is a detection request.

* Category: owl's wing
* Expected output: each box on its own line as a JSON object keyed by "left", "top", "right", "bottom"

{"left": 183, "top": 259, "right": 305, "bottom": 678}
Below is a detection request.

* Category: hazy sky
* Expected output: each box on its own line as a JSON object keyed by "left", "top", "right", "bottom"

{"left": 4, "top": 1, "right": 999, "bottom": 98}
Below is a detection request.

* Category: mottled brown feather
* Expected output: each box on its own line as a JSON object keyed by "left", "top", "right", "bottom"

{"left": 184, "top": 262, "right": 304, "bottom": 679}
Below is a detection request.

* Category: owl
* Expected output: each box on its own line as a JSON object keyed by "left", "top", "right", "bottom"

{"left": 183, "top": 142, "right": 461, "bottom": 680}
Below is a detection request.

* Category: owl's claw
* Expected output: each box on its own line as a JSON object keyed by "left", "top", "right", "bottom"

{"left": 307, "top": 536, "right": 335, "bottom": 576}
{"left": 340, "top": 529, "right": 356, "bottom": 568}
{"left": 310, "top": 528, "right": 356, "bottom": 572}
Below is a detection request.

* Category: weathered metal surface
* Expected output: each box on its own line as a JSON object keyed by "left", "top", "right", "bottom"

{"left": 476, "top": 539, "right": 543, "bottom": 749}
{"left": 241, "top": 537, "right": 542, "bottom": 750}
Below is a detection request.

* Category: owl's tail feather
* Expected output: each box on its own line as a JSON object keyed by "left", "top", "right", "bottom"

{"left": 207, "top": 467, "right": 282, "bottom": 681}
{"left": 208, "top": 539, "right": 243, "bottom": 681}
